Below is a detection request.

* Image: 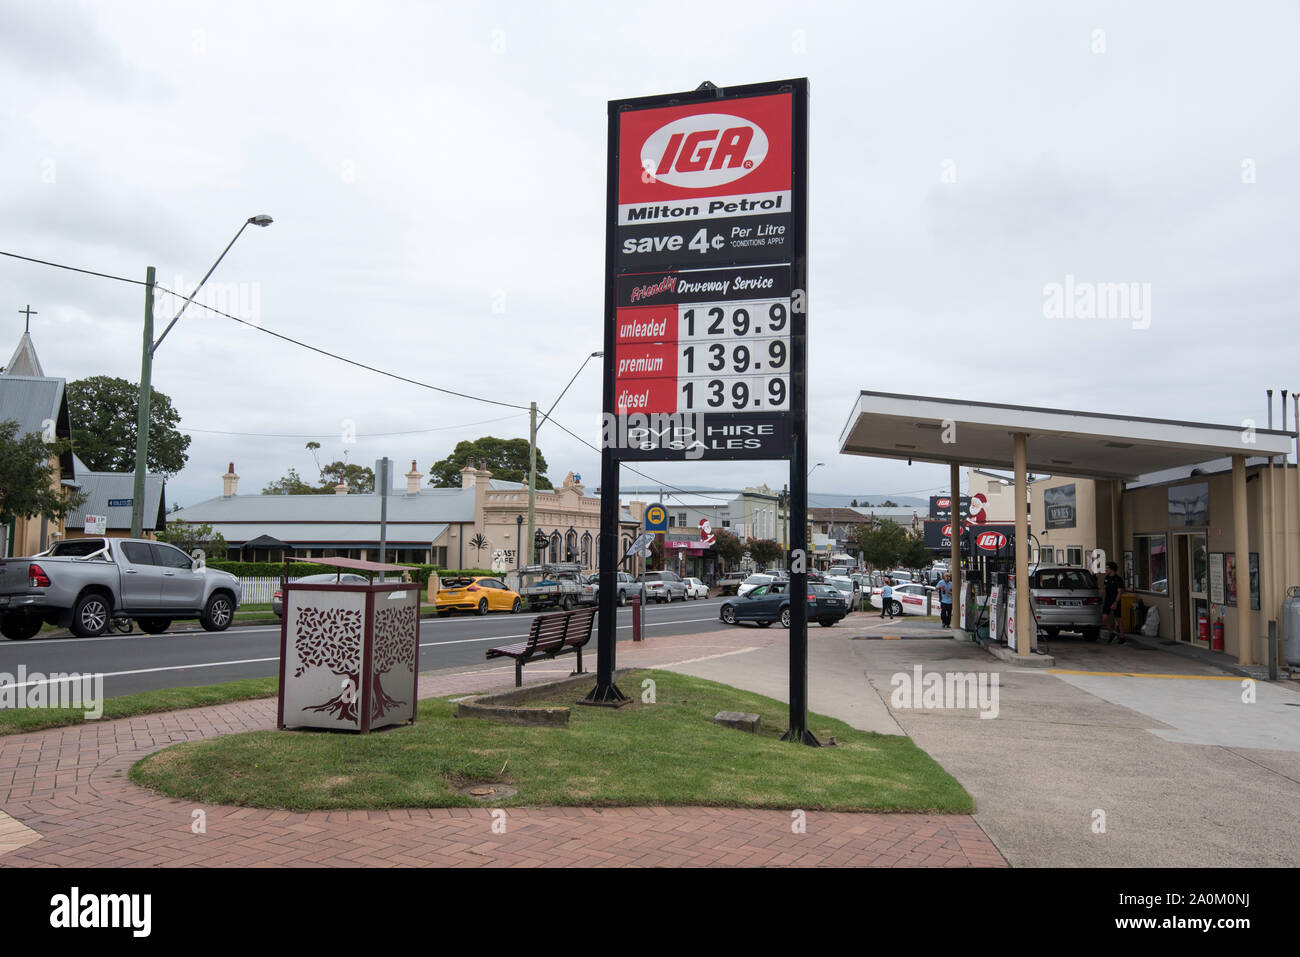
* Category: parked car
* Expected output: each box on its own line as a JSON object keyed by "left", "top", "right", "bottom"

{"left": 683, "top": 577, "right": 710, "bottom": 600}
{"left": 824, "top": 575, "right": 857, "bottom": 605}
{"left": 577, "top": 571, "right": 643, "bottom": 607}
{"left": 737, "top": 573, "right": 777, "bottom": 597}
{"left": 435, "top": 576, "right": 523, "bottom": 616}
{"left": 637, "top": 570, "right": 687, "bottom": 603}
{"left": 273, "top": 572, "right": 369, "bottom": 617}
{"left": 0, "top": 537, "right": 241, "bottom": 639}
{"left": 869, "top": 582, "right": 934, "bottom": 617}
{"left": 717, "top": 572, "right": 747, "bottom": 596}
{"left": 1028, "top": 566, "right": 1103, "bottom": 639}
{"left": 718, "top": 580, "right": 847, "bottom": 628}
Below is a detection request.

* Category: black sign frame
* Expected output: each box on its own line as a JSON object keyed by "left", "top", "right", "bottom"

{"left": 589, "top": 78, "right": 812, "bottom": 745}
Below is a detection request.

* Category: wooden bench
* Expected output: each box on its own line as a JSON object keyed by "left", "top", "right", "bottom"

{"left": 485, "top": 606, "right": 597, "bottom": 687}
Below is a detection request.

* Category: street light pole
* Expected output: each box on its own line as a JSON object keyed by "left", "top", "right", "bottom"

{"left": 130, "top": 215, "right": 273, "bottom": 539}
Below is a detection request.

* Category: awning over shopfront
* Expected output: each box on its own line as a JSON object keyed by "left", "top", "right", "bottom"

{"left": 838, "top": 391, "right": 1294, "bottom": 665}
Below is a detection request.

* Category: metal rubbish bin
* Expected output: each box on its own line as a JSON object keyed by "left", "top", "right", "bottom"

{"left": 278, "top": 557, "right": 421, "bottom": 734}
{"left": 1282, "top": 587, "right": 1300, "bottom": 663}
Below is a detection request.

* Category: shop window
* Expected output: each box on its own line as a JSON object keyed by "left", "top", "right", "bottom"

{"left": 1134, "top": 534, "right": 1168, "bottom": 593}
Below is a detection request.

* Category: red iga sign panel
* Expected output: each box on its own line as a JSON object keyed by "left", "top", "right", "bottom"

{"left": 616, "top": 92, "right": 794, "bottom": 269}
{"left": 975, "top": 531, "right": 1008, "bottom": 552}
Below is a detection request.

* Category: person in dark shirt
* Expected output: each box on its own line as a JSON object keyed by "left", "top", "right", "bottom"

{"left": 1102, "top": 561, "right": 1125, "bottom": 643}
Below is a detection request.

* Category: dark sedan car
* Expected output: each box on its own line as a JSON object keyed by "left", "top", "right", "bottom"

{"left": 718, "top": 580, "right": 847, "bottom": 628}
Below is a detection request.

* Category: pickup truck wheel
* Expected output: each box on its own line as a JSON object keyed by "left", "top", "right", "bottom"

{"left": 476, "top": 598, "right": 489, "bottom": 616}
{"left": 1, "top": 614, "right": 42, "bottom": 641}
{"left": 200, "top": 593, "right": 234, "bottom": 632}
{"left": 71, "top": 594, "right": 111, "bottom": 638}
{"left": 136, "top": 618, "right": 172, "bottom": 635}
{"left": 561, "top": 595, "right": 575, "bottom": 611}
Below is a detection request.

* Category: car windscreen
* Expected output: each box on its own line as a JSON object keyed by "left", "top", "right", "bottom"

{"left": 1032, "top": 569, "right": 1097, "bottom": 590}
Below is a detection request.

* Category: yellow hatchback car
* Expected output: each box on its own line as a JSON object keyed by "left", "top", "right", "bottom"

{"left": 434, "top": 576, "right": 523, "bottom": 616}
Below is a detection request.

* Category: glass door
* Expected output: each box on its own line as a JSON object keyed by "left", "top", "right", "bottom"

{"left": 1175, "top": 531, "right": 1209, "bottom": 646}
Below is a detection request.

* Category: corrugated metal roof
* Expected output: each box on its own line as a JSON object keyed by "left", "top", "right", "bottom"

{"left": 208, "top": 522, "right": 449, "bottom": 544}
{"left": 67, "top": 471, "right": 165, "bottom": 531}
{"left": 0, "top": 375, "right": 65, "bottom": 438}
{"left": 174, "top": 486, "right": 477, "bottom": 525}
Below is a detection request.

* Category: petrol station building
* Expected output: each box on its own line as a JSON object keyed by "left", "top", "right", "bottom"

{"left": 839, "top": 392, "right": 1296, "bottom": 666}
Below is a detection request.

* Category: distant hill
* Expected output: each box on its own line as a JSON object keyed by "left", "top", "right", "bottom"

{"left": 807, "top": 493, "right": 930, "bottom": 508}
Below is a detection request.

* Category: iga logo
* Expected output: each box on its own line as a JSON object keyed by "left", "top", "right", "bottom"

{"left": 641, "top": 114, "right": 769, "bottom": 189}
{"left": 975, "top": 531, "right": 1007, "bottom": 551}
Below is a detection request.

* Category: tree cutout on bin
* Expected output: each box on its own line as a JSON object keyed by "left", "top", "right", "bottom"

{"left": 370, "top": 604, "right": 417, "bottom": 719}
{"left": 294, "top": 606, "right": 364, "bottom": 721}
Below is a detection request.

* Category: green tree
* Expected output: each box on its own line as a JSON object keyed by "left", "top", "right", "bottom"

{"left": 262, "top": 468, "right": 316, "bottom": 495}
{"left": 897, "top": 535, "right": 932, "bottom": 572}
{"left": 712, "top": 527, "right": 744, "bottom": 569}
{"left": 427, "top": 437, "right": 551, "bottom": 489}
{"left": 157, "top": 520, "right": 228, "bottom": 561}
{"left": 66, "top": 376, "right": 191, "bottom": 477}
{"left": 856, "top": 519, "right": 908, "bottom": 570}
{"left": 748, "top": 538, "right": 782, "bottom": 568}
{"left": 850, "top": 498, "right": 858, "bottom": 507}
{"left": 0, "top": 419, "right": 86, "bottom": 527}
{"left": 319, "top": 461, "right": 374, "bottom": 494}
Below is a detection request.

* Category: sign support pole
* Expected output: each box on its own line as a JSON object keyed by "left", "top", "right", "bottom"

{"left": 582, "top": 98, "right": 629, "bottom": 708}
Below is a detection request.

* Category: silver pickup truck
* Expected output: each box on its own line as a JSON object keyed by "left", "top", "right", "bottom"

{"left": 0, "top": 537, "right": 242, "bottom": 640}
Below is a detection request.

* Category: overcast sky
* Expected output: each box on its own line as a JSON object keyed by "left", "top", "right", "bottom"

{"left": 2, "top": 0, "right": 1297, "bottom": 511}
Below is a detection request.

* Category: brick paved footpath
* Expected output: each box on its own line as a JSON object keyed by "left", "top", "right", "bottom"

{"left": 0, "top": 628, "right": 1005, "bottom": 867}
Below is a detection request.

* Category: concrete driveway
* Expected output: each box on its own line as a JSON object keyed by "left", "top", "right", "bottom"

{"left": 665, "top": 614, "right": 1300, "bottom": 866}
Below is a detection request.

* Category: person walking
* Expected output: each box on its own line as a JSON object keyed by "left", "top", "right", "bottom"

{"left": 938, "top": 572, "right": 954, "bottom": 627}
{"left": 880, "top": 578, "right": 895, "bottom": 620}
{"left": 1102, "top": 561, "right": 1125, "bottom": 643}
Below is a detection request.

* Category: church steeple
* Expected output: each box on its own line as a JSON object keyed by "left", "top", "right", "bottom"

{"left": 3, "top": 326, "right": 44, "bottom": 377}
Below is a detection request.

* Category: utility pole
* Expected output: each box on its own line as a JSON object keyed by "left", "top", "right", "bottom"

{"left": 378, "top": 457, "right": 390, "bottom": 565}
{"left": 527, "top": 401, "right": 537, "bottom": 565}
{"left": 130, "top": 267, "right": 156, "bottom": 539}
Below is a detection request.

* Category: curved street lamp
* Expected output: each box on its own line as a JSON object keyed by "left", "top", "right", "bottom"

{"left": 131, "top": 216, "right": 273, "bottom": 537}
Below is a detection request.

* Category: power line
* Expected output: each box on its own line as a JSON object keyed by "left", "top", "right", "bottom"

{"left": 0, "top": 250, "right": 148, "bottom": 287}
{"left": 184, "top": 412, "right": 525, "bottom": 439}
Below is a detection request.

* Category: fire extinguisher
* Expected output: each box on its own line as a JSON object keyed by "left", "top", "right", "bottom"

{"left": 1197, "top": 612, "right": 1210, "bottom": 641}
{"left": 1211, "top": 618, "right": 1224, "bottom": 651}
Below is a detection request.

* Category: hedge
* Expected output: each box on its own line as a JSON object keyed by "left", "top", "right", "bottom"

{"left": 205, "top": 560, "right": 494, "bottom": 585}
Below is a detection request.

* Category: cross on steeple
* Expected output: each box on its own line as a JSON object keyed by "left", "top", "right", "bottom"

{"left": 18, "top": 305, "right": 36, "bottom": 333}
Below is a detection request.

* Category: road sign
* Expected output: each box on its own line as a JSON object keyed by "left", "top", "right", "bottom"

{"left": 107, "top": 498, "right": 133, "bottom": 508}
{"left": 644, "top": 503, "right": 668, "bottom": 532}
{"left": 605, "top": 80, "right": 806, "bottom": 463}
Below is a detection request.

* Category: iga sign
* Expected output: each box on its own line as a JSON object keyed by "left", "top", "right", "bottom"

{"left": 974, "top": 530, "right": 1008, "bottom": 552}
{"left": 606, "top": 79, "right": 807, "bottom": 463}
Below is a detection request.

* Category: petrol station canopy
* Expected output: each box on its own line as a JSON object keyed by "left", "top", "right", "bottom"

{"left": 837, "top": 391, "right": 1293, "bottom": 481}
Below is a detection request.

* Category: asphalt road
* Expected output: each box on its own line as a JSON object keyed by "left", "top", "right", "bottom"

{"left": 0, "top": 597, "right": 734, "bottom": 698}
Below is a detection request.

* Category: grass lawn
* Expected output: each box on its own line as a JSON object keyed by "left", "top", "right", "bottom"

{"left": 0, "top": 677, "right": 279, "bottom": 736}
{"left": 130, "top": 669, "right": 973, "bottom": 813}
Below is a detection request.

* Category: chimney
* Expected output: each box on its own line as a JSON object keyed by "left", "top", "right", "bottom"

{"left": 406, "top": 459, "right": 422, "bottom": 495}
{"left": 222, "top": 462, "right": 239, "bottom": 497}
{"left": 334, "top": 480, "right": 349, "bottom": 495}
{"left": 461, "top": 458, "right": 477, "bottom": 490}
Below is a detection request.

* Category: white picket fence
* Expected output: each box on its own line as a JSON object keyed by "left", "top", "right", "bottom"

{"left": 235, "top": 575, "right": 422, "bottom": 605}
